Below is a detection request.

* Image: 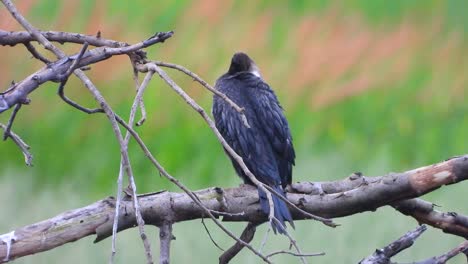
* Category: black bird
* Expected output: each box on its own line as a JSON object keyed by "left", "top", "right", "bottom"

{"left": 212, "top": 52, "right": 295, "bottom": 234}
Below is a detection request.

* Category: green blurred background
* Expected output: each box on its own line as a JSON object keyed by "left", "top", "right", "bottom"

{"left": 1, "top": 0, "right": 467, "bottom": 263}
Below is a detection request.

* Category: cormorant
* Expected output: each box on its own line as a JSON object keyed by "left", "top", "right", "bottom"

{"left": 212, "top": 52, "right": 295, "bottom": 234}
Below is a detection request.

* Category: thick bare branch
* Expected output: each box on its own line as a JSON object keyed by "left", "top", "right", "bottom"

{"left": 393, "top": 199, "right": 468, "bottom": 239}
{"left": 0, "top": 155, "right": 467, "bottom": 262}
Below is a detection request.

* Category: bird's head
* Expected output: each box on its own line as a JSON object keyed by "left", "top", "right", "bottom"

{"left": 228, "top": 52, "right": 262, "bottom": 78}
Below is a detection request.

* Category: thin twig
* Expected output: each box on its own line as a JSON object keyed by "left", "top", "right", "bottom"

{"left": 259, "top": 226, "right": 271, "bottom": 253}
{"left": 219, "top": 223, "right": 258, "bottom": 264}
{"left": 110, "top": 70, "right": 155, "bottom": 263}
{"left": 153, "top": 61, "right": 245, "bottom": 115}
{"left": 24, "top": 42, "right": 50, "bottom": 63}
{"left": 131, "top": 68, "right": 147, "bottom": 126}
{"left": 415, "top": 240, "right": 468, "bottom": 264}
{"left": 201, "top": 217, "right": 224, "bottom": 251}
{"left": 272, "top": 218, "right": 308, "bottom": 264}
{"left": 78, "top": 71, "right": 154, "bottom": 264}
{"left": 3, "top": 103, "right": 22, "bottom": 140}
{"left": 58, "top": 78, "right": 104, "bottom": 114}
{"left": 266, "top": 250, "right": 325, "bottom": 259}
{"left": 0, "top": 122, "right": 32, "bottom": 166}
{"left": 61, "top": 42, "right": 89, "bottom": 78}
{"left": 56, "top": 42, "right": 104, "bottom": 114}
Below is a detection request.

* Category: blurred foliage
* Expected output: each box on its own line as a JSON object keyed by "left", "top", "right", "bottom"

{"left": 0, "top": 1, "right": 468, "bottom": 263}
{"left": 1, "top": 0, "right": 467, "bottom": 194}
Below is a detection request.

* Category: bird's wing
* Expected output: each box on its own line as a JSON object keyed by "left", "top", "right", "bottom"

{"left": 247, "top": 82, "right": 296, "bottom": 186}
{"left": 213, "top": 77, "right": 280, "bottom": 186}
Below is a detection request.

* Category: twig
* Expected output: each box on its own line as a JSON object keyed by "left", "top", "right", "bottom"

{"left": 78, "top": 70, "right": 154, "bottom": 264}
{"left": 61, "top": 42, "right": 89, "bottom": 78}
{"left": 131, "top": 68, "right": 147, "bottom": 126}
{"left": 0, "top": 29, "right": 126, "bottom": 48}
{"left": 152, "top": 61, "right": 245, "bottom": 115}
{"left": 201, "top": 218, "right": 224, "bottom": 251}
{"left": 266, "top": 250, "right": 325, "bottom": 259}
{"left": 414, "top": 240, "right": 468, "bottom": 264}
{"left": 111, "top": 70, "right": 155, "bottom": 263}
{"left": 259, "top": 226, "right": 271, "bottom": 253}
{"left": 24, "top": 42, "right": 50, "bottom": 63}
{"left": 0, "top": 122, "right": 32, "bottom": 166}
{"left": 56, "top": 42, "right": 104, "bottom": 114}
{"left": 272, "top": 218, "right": 308, "bottom": 264}
{"left": 359, "top": 225, "right": 427, "bottom": 264}
{"left": 0, "top": 1, "right": 154, "bottom": 262}
{"left": 58, "top": 78, "right": 104, "bottom": 114}
{"left": 2, "top": 103, "right": 22, "bottom": 140}
{"left": 159, "top": 223, "right": 174, "bottom": 264}
{"left": 219, "top": 223, "right": 258, "bottom": 264}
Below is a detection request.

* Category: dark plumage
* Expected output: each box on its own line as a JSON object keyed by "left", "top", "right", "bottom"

{"left": 212, "top": 52, "right": 296, "bottom": 234}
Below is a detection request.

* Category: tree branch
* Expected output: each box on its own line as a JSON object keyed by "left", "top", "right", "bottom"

{"left": 392, "top": 199, "right": 468, "bottom": 239}
{"left": 0, "top": 123, "right": 32, "bottom": 166}
{"left": 0, "top": 155, "right": 467, "bottom": 262}
{"left": 0, "top": 29, "right": 125, "bottom": 48}
{"left": 159, "top": 223, "right": 174, "bottom": 264}
{"left": 359, "top": 225, "right": 427, "bottom": 264}
{"left": 219, "top": 223, "right": 258, "bottom": 264}
{"left": 0, "top": 30, "right": 173, "bottom": 114}
{"left": 414, "top": 240, "right": 468, "bottom": 264}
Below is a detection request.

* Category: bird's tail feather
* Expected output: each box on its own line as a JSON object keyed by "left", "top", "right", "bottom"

{"left": 258, "top": 186, "right": 294, "bottom": 234}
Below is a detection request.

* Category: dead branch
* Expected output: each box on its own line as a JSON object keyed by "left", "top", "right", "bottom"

{"left": 0, "top": 155, "right": 467, "bottom": 262}
{"left": 392, "top": 199, "right": 468, "bottom": 239}
{"left": 0, "top": 29, "right": 125, "bottom": 48}
{"left": 414, "top": 240, "right": 468, "bottom": 264}
{"left": 219, "top": 223, "right": 258, "bottom": 264}
{"left": 359, "top": 225, "right": 427, "bottom": 264}
{"left": 159, "top": 223, "right": 174, "bottom": 264}
{"left": 0, "top": 123, "right": 32, "bottom": 166}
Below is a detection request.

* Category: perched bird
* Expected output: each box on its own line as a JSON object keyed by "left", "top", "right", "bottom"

{"left": 212, "top": 52, "right": 296, "bottom": 234}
